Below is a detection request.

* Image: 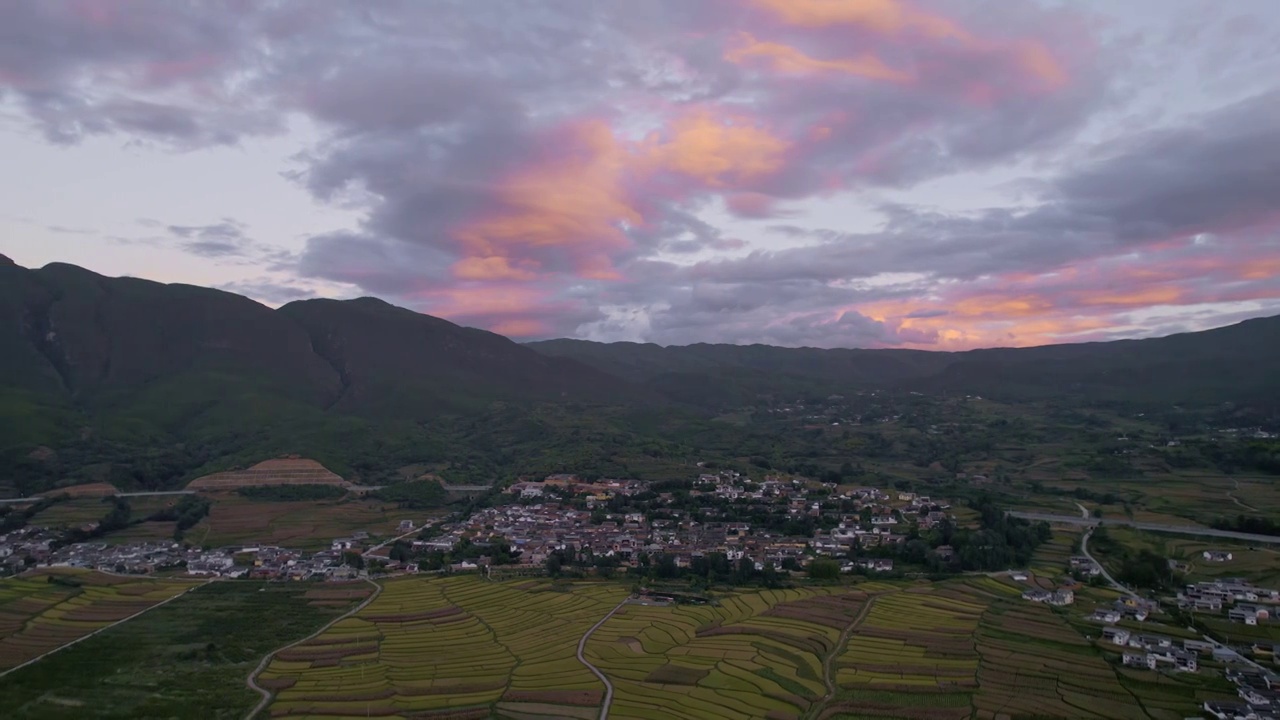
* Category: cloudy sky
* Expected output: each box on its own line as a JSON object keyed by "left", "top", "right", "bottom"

{"left": 2, "top": 0, "right": 1278, "bottom": 349}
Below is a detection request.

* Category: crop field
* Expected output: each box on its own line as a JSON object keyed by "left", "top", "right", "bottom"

{"left": 24, "top": 495, "right": 183, "bottom": 532}
{"left": 0, "top": 568, "right": 199, "bottom": 672}
{"left": 1028, "top": 526, "right": 1081, "bottom": 580}
{"left": 0, "top": 581, "right": 362, "bottom": 719}
{"left": 585, "top": 585, "right": 865, "bottom": 720}
{"left": 259, "top": 576, "right": 628, "bottom": 719}
{"left": 185, "top": 494, "right": 415, "bottom": 549}
{"left": 834, "top": 585, "right": 982, "bottom": 716}
{"left": 1091, "top": 527, "right": 1280, "bottom": 586}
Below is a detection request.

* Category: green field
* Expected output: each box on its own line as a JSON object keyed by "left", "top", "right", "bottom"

{"left": 0, "top": 579, "right": 364, "bottom": 719}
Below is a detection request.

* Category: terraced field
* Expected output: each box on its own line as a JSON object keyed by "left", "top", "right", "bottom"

{"left": 0, "top": 568, "right": 199, "bottom": 672}
{"left": 246, "top": 575, "right": 1234, "bottom": 720}
{"left": 585, "top": 586, "right": 866, "bottom": 720}
{"left": 258, "top": 576, "right": 628, "bottom": 719}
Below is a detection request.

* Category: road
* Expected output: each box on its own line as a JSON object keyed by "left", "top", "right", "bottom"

{"left": 0, "top": 579, "right": 210, "bottom": 680}
{"left": 1007, "top": 511, "right": 1280, "bottom": 544}
{"left": 1079, "top": 523, "right": 1138, "bottom": 600}
{"left": 362, "top": 520, "right": 439, "bottom": 558}
{"left": 576, "top": 598, "right": 628, "bottom": 720}
{"left": 244, "top": 577, "right": 383, "bottom": 720}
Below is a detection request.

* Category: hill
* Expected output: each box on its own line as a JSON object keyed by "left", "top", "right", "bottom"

{"left": 527, "top": 317, "right": 1280, "bottom": 407}
{"left": 0, "top": 260, "right": 639, "bottom": 496}
{"left": 2, "top": 257, "right": 1277, "bottom": 497}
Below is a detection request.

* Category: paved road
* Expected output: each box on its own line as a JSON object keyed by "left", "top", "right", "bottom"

{"left": 0, "top": 580, "right": 209, "bottom": 680}
{"left": 576, "top": 598, "right": 628, "bottom": 720}
{"left": 1008, "top": 511, "right": 1280, "bottom": 544}
{"left": 244, "top": 578, "right": 383, "bottom": 720}
{"left": 1079, "top": 524, "right": 1138, "bottom": 599}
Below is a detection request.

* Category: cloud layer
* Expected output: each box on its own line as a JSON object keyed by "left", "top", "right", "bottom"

{"left": 2, "top": 0, "right": 1278, "bottom": 348}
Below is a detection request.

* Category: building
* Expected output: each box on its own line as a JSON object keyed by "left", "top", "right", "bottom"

{"left": 1204, "top": 550, "right": 1234, "bottom": 563}
{"left": 1102, "top": 627, "right": 1131, "bottom": 646}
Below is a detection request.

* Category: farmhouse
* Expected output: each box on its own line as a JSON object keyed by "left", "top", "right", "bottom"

{"left": 1089, "top": 609, "right": 1122, "bottom": 624}
{"left": 1101, "top": 627, "right": 1131, "bottom": 645}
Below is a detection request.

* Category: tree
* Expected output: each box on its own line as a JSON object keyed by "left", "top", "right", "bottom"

{"left": 808, "top": 558, "right": 840, "bottom": 580}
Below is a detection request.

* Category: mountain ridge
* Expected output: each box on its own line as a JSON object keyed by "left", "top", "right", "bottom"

{"left": 2, "top": 257, "right": 1278, "bottom": 495}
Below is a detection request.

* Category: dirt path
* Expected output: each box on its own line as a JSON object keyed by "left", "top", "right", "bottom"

{"left": 576, "top": 598, "right": 628, "bottom": 720}
{"left": 0, "top": 579, "right": 210, "bottom": 680}
{"left": 1227, "top": 479, "right": 1258, "bottom": 512}
{"left": 808, "top": 594, "right": 877, "bottom": 719}
{"left": 244, "top": 577, "right": 382, "bottom": 720}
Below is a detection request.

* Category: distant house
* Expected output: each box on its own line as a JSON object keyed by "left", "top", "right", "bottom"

{"left": 1022, "top": 589, "right": 1051, "bottom": 603}
{"left": 1102, "top": 627, "right": 1131, "bottom": 646}
{"left": 1089, "top": 609, "right": 1122, "bottom": 624}
{"left": 398, "top": 520, "right": 415, "bottom": 532}
{"left": 1122, "top": 652, "right": 1156, "bottom": 670}
{"left": 1049, "top": 589, "right": 1074, "bottom": 606}
{"left": 1203, "top": 550, "right": 1234, "bottom": 563}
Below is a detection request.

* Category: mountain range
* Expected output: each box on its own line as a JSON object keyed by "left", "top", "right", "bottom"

{"left": 2, "top": 255, "right": 1277, "bottom": 495}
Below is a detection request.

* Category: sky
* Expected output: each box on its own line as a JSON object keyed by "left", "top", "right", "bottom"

{"left": 1, "top": 0, "right": 1278, "bottom": 350}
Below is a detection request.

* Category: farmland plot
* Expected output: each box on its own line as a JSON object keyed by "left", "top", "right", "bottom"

{"left": 584, "top": 586, "right": 866, "bottom": 720}
{"left": 0, "top": 568, "right": 198, "bottom": 672}
{"left": 261, "top": 576, "right": 627, "bottom": 719}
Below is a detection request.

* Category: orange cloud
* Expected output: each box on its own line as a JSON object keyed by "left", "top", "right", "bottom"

{"left": 451, "top": 256, "right": 539, "bottom": 281}
{"left": 489, "top": 318, "right": 548, "bottom": 337}
{"left": 451, "top": 119, "right": 640, "bottom": 280}
{"left": 746, "top": 0, "right": 1067, "bottom": 93}
{"left": 749, "top": 0, "right": 966, "bottom": 39}
{"left": 725, "top": 33, "right": 912, "bottom": 82}
{"left": 640, "top": 109, "right": 790, "bottom": 187}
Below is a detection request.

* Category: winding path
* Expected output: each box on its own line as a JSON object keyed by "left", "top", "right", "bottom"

{"left": 244, "top": 577, "right": 383, "bottom": 720}
{"left": 1079, "top": 526, "right": 1138, "bottom": 600}
{"left": 576, "top": 598, "right": 629, "bottom": 720}
{"left": 809, "top": 595, "right": 876, "bottom": 719}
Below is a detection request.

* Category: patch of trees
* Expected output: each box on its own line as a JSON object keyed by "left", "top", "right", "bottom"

{"left": 1211, "top": 514, "right": 1280, "bottom": 537}
{"left": 373, "top": 481, "right": 448, "bottom": 509}
{"left": 416, "top": 537, "right": 518, "bottom": 571}
{"left": 237, "top": 484, "right": 346, "bottom": 501}
{"left": 0, "top": 494, "right": 67, "bottom": 533}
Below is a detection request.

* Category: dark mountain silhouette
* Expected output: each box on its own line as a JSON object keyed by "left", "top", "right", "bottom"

{"left": 2, "top": 257, "right": 1276, "bottom": 494}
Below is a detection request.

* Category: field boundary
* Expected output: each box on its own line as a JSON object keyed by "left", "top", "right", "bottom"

{"left": 808, "top": 592, "right": 878, "bottom": 720}
{"left": 244, "top": 577, "right": 382, "bottom": 720}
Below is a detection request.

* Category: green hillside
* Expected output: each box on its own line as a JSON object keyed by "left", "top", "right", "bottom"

{"left": 1, "top": 257, "right": 1277, "bottom": 497}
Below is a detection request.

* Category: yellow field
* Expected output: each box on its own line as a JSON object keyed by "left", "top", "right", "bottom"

{"left": 0, "top": 568, "right": 199, "bottom": 672}
{"left": 585, "top": 586, "right": 865, "bottom": 720}
{"left": 260, "top": 576, "right": 627, "bottom": 719}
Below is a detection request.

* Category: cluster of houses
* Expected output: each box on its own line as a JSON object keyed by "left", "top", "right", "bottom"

{"left": 1114, "top": 630, "right": 1204, "bottom": 672}
{"left": 506, "top": 475, "right": 648, "bottom": 503}
{"left": 0, "top": 526, "right": 56, "bottom": 574}
{"left": 1179, "top": 578, "right": 1279, "bottom": 625}
{"left": 1086, "top": 596, "right": 1157, "bottom": 624}
{"left": 1068, "top": 554, "right": 1103, "bottom": 577}
{"left": 1021, "top": 587, "right": 1075, "bottom": 606}
{"left": 421, "top": 502, "right": 829, "bottom": 571}
{"left": 1203, "top": 667, "right": 1280, "bottom": 719}
{"left": 0, "top": 521, "right": 386, "bottom": 581}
